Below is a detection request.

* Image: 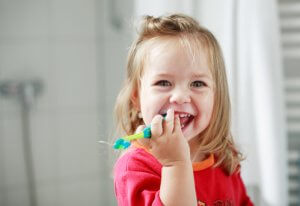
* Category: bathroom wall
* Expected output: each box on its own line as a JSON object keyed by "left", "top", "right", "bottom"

{"left": 0, "top": 0, "right": 133, "bottom": 205}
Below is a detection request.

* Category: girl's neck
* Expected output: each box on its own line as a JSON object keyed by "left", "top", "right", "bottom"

{"left": 189, "top": 138, "right": 207, "bottom": 162}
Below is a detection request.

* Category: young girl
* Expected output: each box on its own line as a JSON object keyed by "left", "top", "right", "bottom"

{"left": 113, "top": 13, "right": 253, "bottom": 206}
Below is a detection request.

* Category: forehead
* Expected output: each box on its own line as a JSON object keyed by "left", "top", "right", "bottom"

{"left": 143, "top": 36, "right": 212, "bottom": 77}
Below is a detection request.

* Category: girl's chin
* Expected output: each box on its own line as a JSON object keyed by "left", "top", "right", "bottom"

{"left": 181, "top": 123, "right": 203, "bottom": 141}
{"left": 182, "top": 128, "right": 196, "bottom": 141}
{"left": 183, "top": 134, "right": 198, "bottom": 142}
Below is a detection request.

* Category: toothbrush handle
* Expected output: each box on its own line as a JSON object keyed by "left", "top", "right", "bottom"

{"left": 123, "top": 126, "right": 151, "bottom": 141}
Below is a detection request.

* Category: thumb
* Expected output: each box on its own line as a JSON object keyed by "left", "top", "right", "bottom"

{"left": 135, "top": 125, "right": 151, "bottom": 148}
{"left": 135, "top": 125, "right": 146, "bottom": 134}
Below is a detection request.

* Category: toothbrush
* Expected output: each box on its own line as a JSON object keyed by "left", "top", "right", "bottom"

{"left": 113, "top": 114, "right": 166, "bottom": 150}
{"left": 113, "top": 126, "right": 151, "bottom": 150}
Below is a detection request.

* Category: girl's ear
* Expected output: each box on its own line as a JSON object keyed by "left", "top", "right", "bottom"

{"left": 130, "top": 89, "right": 140, "bottom": 110}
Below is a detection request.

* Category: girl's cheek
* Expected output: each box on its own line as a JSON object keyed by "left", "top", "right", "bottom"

{"left": 198, "top": 92, "right": 213, "bottom": 103}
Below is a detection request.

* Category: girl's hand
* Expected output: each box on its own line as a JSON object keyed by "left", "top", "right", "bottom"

{"left": 138, "top": 109, "right": 191, "bottom": 167}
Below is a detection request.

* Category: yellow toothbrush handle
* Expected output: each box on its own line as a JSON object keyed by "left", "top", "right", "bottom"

{"left": 123, "top": 132, "right": 144, "bottom": 141}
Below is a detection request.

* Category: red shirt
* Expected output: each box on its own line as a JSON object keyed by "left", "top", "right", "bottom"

{"left": 114, "top": 145, "right": 253, "bottom": 206}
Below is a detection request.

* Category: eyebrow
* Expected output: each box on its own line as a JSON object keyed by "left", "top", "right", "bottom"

{"left": 192, "top": 73, "right": 212, "bottom": 79}
{"left": 152, "top": 71, "right": 212, "bottom": 79}
{"left": 154, "top": 73, "right": 172, "bottom": 78}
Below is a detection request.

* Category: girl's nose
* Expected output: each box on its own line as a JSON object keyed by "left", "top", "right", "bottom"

{"left": 169, "top": 88, "right": 191, "bottom": 104}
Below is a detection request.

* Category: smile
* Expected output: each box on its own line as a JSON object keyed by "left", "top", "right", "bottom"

{"left": 177, "top": 112, "right": 194, "bottom": 129}
{"left": 160, "top": 111, "right": 195, "bottom": 129}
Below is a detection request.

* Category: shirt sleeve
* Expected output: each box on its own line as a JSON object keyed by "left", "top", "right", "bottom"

{"left": 114, "top": 148, "right": 164, "bottom": 206}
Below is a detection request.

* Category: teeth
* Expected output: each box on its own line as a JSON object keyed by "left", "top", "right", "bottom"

{"left": 179, "top": 113, "right": 191, "bottom": 118}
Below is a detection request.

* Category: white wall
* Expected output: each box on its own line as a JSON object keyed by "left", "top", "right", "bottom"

{"left": 0, "top": 0, "right": 127, "bottom": 205}
{"left": 135, "top": 0, "right": 194, "bottom": 17}
{"left": 99, "top": 0, "right": 134, "bottom": 205}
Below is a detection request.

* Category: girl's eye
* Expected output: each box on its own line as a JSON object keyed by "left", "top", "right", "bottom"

{"left": 191, "top": 81, "right": 206, "bottom": 88}
{"left": 155, "top": 80, "right": 171, "bottom": 87}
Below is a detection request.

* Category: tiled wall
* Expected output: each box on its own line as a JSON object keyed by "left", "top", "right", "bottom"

{"left": 0, "top": 0, "right": 133, "bottom": 205}
{"left": 279, "top": 0, "right": 300, "bottom": 204}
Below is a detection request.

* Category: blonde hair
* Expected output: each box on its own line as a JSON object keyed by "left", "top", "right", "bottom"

{"left": 114, "top": 14, "right": 243, "bottom": 175}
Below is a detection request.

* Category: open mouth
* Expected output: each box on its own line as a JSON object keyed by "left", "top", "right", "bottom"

{"left": 161, "top": 112, "right": 194, "bottom": 130}
{"left": 177, "top": 112, "right": 194, "bottom": 130}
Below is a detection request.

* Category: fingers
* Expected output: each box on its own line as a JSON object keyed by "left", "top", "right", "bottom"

{"left": 135, "top": 125, "right": 146, "bottom": 134}
{"left": 164, "top": 108, "right": 174, "bottom": 133}
{"left": 135, "top": 125, "right": 150, "bottom": 148}
{"left": 138, "top": 109, "right": 178, "bottom": 149}
{"left": 138, "top": 114, "right": 163, "bottom": 148}
{"left": 151, "top": 115, "right": 163, "bottom": 137}
{"left": 174, "top": 114, "right": 181, "bottom": 133}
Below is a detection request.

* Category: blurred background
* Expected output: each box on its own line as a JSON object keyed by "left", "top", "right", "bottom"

{"left": 0, "top": 0, "right": 299, "bottom": 205}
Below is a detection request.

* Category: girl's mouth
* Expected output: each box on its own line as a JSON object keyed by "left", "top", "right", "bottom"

{"left": 177, "top": 112, "right": 194, "bottom": 130}
{"left": 161, "top": 112, "right": 194, "bottom": 130}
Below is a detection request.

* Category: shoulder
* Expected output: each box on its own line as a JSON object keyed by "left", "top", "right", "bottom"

{"left": 114, "top": 147, "right": 162, "bottom": 175}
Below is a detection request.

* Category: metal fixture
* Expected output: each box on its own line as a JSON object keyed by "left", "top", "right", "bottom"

{"left": 0, "top": 79, "right": 44, "bottom": 206}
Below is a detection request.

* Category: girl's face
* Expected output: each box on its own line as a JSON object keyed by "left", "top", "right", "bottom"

{"left": 137, "top": 38, "right": 214, "bottom": 142}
